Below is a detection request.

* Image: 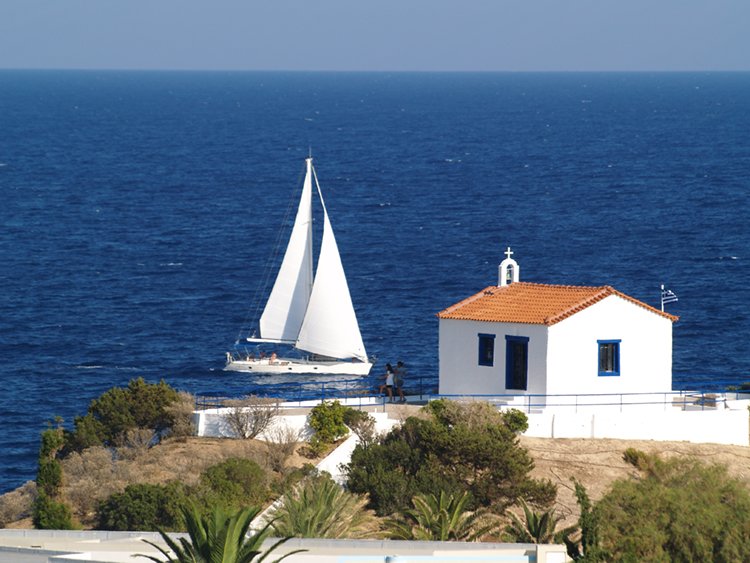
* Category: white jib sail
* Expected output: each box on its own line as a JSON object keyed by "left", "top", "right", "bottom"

{"left": 296, "top": 171, "right": 368, "bottom": 361}
{"left": 258, "top": 159, "right": 314, "bottom": 342}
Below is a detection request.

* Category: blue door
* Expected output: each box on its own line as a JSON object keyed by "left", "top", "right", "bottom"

{"left": 505, "top": 336, "right": 529, "bottom": 391}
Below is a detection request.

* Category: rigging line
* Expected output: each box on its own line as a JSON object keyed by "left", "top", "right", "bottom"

{"left": 234, "top": 161, "right": 308, "bottom": 343}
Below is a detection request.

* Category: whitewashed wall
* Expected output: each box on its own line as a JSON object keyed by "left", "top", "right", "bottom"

{"left": 524, "top": 405, "right": 749, "bottom": 446}
{"left": 546, "top": 295, "right": 673, "bottom": 396}
{"left": 439, "top": 318, "right": 548, "bottom": 396}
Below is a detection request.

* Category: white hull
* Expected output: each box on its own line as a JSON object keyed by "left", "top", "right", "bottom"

{"left": 224, "top": 356, "right": 373, "bottom": 376}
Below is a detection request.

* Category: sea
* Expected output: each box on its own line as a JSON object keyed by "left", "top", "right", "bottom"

{"left": 1, "top": 71, "right": 748, "bottom": 494}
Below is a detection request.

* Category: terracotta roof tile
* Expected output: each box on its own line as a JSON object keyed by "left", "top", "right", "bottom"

{"left": 437, "top": 282, "right": 678, "bottom": 325}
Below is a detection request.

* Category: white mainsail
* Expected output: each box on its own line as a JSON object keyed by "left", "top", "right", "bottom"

{"left": 258, "top": 159, "right": 314, "bottom": 343}
{"left": 296, "top": 169, "right": 368, "bottom": 361}
{"left": 254, "top": 157, "right": 367, "bottom": 362}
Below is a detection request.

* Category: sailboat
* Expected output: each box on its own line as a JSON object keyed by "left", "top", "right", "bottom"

{"left": 225, "top": 157, "right": 372, "bottom": 375}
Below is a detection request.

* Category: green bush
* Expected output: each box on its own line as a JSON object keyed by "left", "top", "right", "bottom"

{"left": 595, "top": 453, "right": 750, "bottom": 561}
{"left": 33, "top": 423, "right": 75, "bottom": 529}
{"left": 96, "top": 482, "right": 187, "bottom": 531}
{"left": 36, "top": 425, "right": 65, "bottom": 497}
{"left": 36, "top": 459, "right": 62, "bottom": 496}
{"left": 33, "top": 493, "right": 75, "bottom": 530}
{"left": 501, "top": 409, "right": 529, "bottom": 434}
{"left": 308, "top": 401, "right": 349, "bottom": 444}
{"left": 65, "top": 378, "right": 180, "bottom": 451}
{"left": 195, "top": 458, "right": 269, "bottom": 513}
{"left": 346, "top": 399, "right": 556, "bottom": 516}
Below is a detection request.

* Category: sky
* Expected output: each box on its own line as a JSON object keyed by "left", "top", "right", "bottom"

{"left": 0, "top": 0, "right": 748, "bottom": 72}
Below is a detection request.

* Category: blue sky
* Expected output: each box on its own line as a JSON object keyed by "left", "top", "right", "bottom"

{"left": 1, "top": 0, "right": 747, "bottom": 71}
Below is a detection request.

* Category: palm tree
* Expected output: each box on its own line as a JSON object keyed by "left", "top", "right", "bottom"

{"left": 503, "top": 498, "right": 576, "bottom": 544}
{"left": 386, "top": 491, "right": 494, "bottom": 541}
{"left": 269, "top": 472, "right": 379, "bottom": 539}
{"left": 139, "top": 504, "right": 303, "bottom": 563}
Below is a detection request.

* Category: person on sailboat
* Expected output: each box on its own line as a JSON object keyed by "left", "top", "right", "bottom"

{"left": 379, "top": 363, "right": 395, "bottom": 402}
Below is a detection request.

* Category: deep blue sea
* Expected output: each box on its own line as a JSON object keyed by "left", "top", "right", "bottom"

{"left": 1, "top": 71, "right": 748, "bottom": 494}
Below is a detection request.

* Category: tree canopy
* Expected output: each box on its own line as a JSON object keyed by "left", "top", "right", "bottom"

{"left": 345, "top": 399, "right": 556, "bottom": 516}
{"left": 595, "top": 450, "right": 750, "bottom": 562}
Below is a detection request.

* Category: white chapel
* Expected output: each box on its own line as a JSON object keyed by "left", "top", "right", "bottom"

{"left": 437, "top": 248, "right": 679, "bottom": 401}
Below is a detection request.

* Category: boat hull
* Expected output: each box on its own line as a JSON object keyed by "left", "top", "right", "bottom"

{"left": 224, "top": 357, "right": 373, "bottom": 376}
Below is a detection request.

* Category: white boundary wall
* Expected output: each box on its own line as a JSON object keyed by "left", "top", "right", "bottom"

{"left": 524, "top": 407, "right": 749, "bottom": 446}
{"left": 193, "top": 396, "right": 750, "bottom": 448}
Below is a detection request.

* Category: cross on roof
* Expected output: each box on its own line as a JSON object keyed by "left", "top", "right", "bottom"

{"left": 504, "top": 247, "right": 514, "bottom": 260}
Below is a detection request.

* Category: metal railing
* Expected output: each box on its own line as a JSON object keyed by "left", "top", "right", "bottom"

{"left": 195, "top": 376, "right": 744, "bottom": 414}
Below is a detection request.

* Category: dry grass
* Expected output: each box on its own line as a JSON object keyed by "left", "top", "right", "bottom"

{"left": 52, "top": 435, "right": 318, "bottom": 527}
{"left": 0, "top": 481, "right": 36, "bottom": 528}
{"left": 521, "top": 436, "right": 750, "bottom": 527}
{"left": 165, "top": 391, "right": 197, "bottom": 438}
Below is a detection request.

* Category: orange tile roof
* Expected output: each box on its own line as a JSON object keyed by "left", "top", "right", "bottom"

{"left": 437, "top": 282, "right": 678, "bottom": 326}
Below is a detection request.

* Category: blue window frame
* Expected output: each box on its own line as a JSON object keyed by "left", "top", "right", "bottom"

{"left": 478, "top": 333, "right": 495, "bottom": 366}
{"left": 505, "top": 335, "right": 529, "bottom": 390}
{"left": 598, "top": 340, "right": 621, "bottom": 376}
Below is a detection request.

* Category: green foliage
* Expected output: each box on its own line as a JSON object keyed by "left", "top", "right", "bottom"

{"left": 564, "top": 479, "right": 608, "bottom": 562}
{"left": 139, "top": 504, "right": 303, "bottom": 563}
{"left": 594, "top": 453, "right": 750, "bottom": 562}
{"left": 34, "top": 423, "right": 75, "bottom": 529}
{"left": 501, "top": 408, "right": 529, "bottom": 434}
{"left": 308, "top": 400, "right": 349, "bottom": 444}
{"left": 342, "top": 408, "right": 369, "bottom": 428}
{"left": 346, "top": 400, "right": 556, "bottom": 516}
{"left": 37, "top": 425, "right": 65, "bottom": 496}
{"left": 36, "top": 459, "right": 62, "bottom": 495}
{"left": 504, "top": 498, "right": 576, "bottom": 544}
{"left": 96, "top": 482, "right": 188, "bottom": 532}
{"left": 65, "top": 378, "right": 180, "bottom": 452}
{"left": 343, "top": 409, "right": 377, "bottom": 446}
{"left": 32, "top": 492, "right": 75, "bottom": 530}
{"left": 270, "top": 472, "right": 379, "bottom": 539}
{"left": 269, "top": 464, "right": 317, "bottom": 498}
{"left": 386, "top": 491, "right": 494, "bottom": 541}
{"left": 195, "top": 458, "right": 269, "bottom": 513}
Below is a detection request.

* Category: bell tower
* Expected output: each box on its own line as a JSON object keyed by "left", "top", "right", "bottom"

{"left": 498, "top": 246, "right": 520, "bottom": 287}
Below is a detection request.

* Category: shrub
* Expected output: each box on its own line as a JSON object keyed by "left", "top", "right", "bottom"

{"left": 346, "top": 399, "right": 556, "bottom": 516}
{"left": 33, "top": 492, "right": 75, "bottom": 530}
{"left": 595, "top": 454, "right": 750, "bottom": 561}
{"left": 265, "top": 424, "right": 300, "bottom": 472}
{"left": 165, "top": 391, "right": 196, "bottom": 438}
{"left": 195, "top": 458, "right": 268, "bottom": 513}
{"left": 96, "top": 482, "right": 187, "bottom": 531}
{"left": 65, "top": 378, "right": 180, "bottom": 451}
{"left": 0, "top": 481, "right": 36, "bottom": 527}
{"left": 343, "top": 409, "right": 377, "bottom": 447}
{"left": 37, "top": 425, "right": 65, "bottom": 496}
{"left": 62, "top": 446, "right": 123, "bottom": 519}
{"left": 223, "top": 396, "right": 280, "bottom": 439}
{"left": 308, "top": 400, "right": 349, "bottom": 444}
{"left": 33, "top": 422, "right": 75, "bottom": 529}
{"left": 501, "top": 408, "right": 529, "bottom": 434}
